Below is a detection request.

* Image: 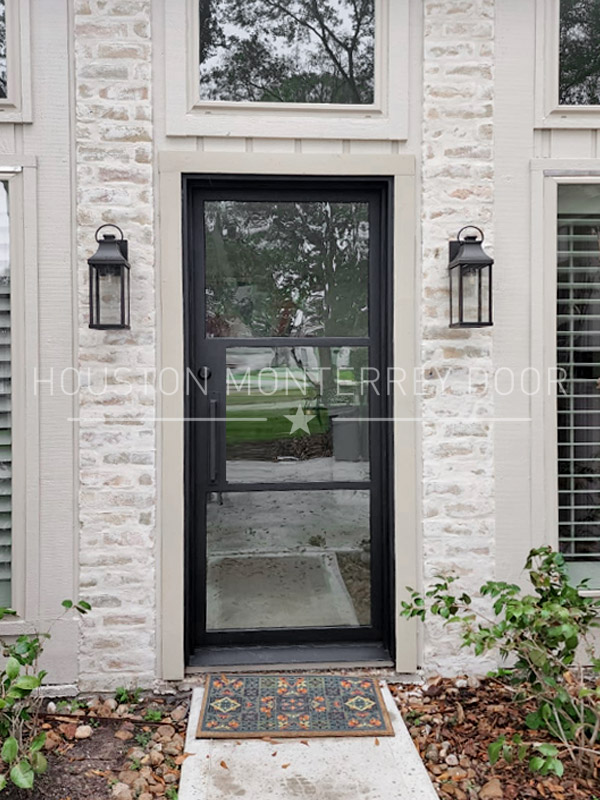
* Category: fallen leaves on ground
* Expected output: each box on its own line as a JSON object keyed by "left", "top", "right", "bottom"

{"left": 391, "top": 677, "right": 600, "bottom": 800}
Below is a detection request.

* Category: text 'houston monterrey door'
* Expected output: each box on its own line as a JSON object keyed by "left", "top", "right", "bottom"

{"left": 184, "top": 175, "right": 394, "bottom": 666}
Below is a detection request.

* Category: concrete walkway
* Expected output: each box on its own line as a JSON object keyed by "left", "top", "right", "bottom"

{"left": 178, "top": 682, "right": 438, "bottom": 800}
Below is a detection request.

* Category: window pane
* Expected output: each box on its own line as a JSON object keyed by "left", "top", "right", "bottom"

{"left": 557, "top": 184, "right": 600, "bottom": 588}
{"left": 0, "top": 182, "right": 10, "bottom": 606}
{"left": 198, "top": 0, "right": 375, "bottom": 104}
{"left": 559, "top": 0, "right": 600, "bottom": 105}
{"left": 205, "top": 200, "right": 369, "bottom": 337}
{"left": 226, "top": 346, "right": 370, "bottom": 483}
{"left": 206, "top": 489, "right": 371, "bottom": 630}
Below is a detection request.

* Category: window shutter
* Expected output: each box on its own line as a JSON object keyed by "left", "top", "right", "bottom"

{"left": 557, "top": 214, "right": 600, "bottom": 565}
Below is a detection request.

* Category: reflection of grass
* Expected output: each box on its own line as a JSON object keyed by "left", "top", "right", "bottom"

{"left": 227, "top": 388, "right": 310, "bottom": 406}
{"left": 227, "top": 407, "right": 329, "bottom": 444}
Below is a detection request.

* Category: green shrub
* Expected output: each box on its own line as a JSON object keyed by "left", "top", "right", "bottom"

{"left": 0, "top": 599, "right": 91, "bottom": 791}
{"left": 401, "top": 547, "right": 600, "bottom": 777}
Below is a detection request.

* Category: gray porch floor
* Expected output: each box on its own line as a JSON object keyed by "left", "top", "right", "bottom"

{"left": 178, "top": 682, "right": 438, "bottom": 800}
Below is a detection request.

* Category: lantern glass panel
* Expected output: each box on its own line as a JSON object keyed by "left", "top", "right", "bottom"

{"left": 461, "top": 266, "right": 480, "bottom": 324}
{"left": 450, "top": 265, "right": 460, "bottom": 326}
{"left": 95, "top": 265, "right": 124, "bottom": 328}
{"left": 480, "top": 264, "right": 490, "bottom": 324}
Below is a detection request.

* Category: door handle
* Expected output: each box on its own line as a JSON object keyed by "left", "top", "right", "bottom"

{"left": 197, "top": 366, "right": 212, "bottom": 381}
{"left": 209, "top": 396, "right": 218, "bottom": 483}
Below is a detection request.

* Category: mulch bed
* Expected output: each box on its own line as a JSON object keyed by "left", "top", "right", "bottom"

{"left": 2, "top": 693, "right": 189, "bottom": 800}
{"left": 391, "top": 677, "right": 600, "bottom": 800}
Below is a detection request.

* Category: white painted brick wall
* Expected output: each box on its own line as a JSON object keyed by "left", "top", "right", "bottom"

{"left": 74, "top": 0, "right": 157, "bottom": 691}
{"left": 420, "top": 0, "right": 497, "bottom": 675}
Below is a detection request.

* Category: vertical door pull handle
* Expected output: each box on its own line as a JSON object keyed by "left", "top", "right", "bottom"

{"left": 209, "top": 397, "right": 218, "bottom": 483}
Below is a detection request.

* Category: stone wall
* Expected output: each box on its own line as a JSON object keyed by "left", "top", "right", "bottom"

{"left": 74, "top": 0, "right": 157, "bottom": 691}
{"left": 420, "top": 0, "right": 496, "bottom": 675}
{"left": 70, "top": 0, "right": 498, "bottom": 686}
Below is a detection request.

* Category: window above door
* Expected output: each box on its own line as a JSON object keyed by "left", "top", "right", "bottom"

{"left": 0, "top": 0, "right": 31, "bottom": 123}
{"left": 536, "top": 0, "right": 600, "bottom": 127}
{"left": 164, "top": 0, "right": 408, "bottom": 138}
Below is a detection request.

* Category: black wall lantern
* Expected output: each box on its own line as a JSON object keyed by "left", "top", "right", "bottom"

{"left": 88, "top": 224, "right": 131, "bottom": 330}
{"left": 448, "top": 226, "right": 493, "bottom": 328}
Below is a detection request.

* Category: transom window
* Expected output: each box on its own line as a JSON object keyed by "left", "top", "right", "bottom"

{"left": 556, "top": 183, "right": 600, "bottom": 587}
{"left": 198, "top": 0, "right": 375, "bottom": 105}
{"left": 559, "top": 0, "right": 600, "bottom": 105}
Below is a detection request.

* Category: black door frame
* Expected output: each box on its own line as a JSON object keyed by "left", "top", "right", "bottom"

{"left": 182, "top": 174, "right": 395, "bottom": 666}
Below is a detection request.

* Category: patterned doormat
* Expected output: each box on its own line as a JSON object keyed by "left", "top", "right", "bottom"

{"left": 196, "top": 674, "right": 394, "bottom": 738}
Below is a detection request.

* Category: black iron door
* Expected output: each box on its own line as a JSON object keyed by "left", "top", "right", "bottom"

{"left": 184, "top": 175, "right": 394, "bottom": 665}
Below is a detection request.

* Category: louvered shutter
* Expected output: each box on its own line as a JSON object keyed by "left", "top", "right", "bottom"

{"left": 557, "top": 213, "right": 600, "bottom": 571}
{"left": 0, "top": 182, "right": 10, "bottom": 607}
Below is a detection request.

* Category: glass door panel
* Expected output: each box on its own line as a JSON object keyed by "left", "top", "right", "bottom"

{"left": 204, "top": 200, "right": 370, "bottom": 338}
{"left": 206, "top": 489, "right": 371, "bottom": 630}
{"left": 226, "top": 345, "right": 370, "bottom": 483}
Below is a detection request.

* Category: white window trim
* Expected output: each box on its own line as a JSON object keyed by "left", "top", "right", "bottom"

{"left": 531, "top": 161, "right": 600, "bottom": 595}
{"left": 0, "top": 0, "right": 32, "bottom": 123}
{"left": 163, "top": 0, "right": 408, "bottom": 139}
{"left": 535, "top": 0, "right": 600, "bottom": 129}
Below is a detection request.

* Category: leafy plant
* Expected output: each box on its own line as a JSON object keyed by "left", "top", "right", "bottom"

{"left": 401, "top": 546, "right": 600, "bottom": 777}
{"left": 0, "top": 599, "right": 91, "bottom": 791}
{"left": 134, "top": 730, "right": 152, "bottom": 748}
{"left": 115, "top": 686, "right": 142, "bottom": 706}
{"left": 165, "top": 788, "right": 178, "bottom": 800}
{"left": 143, "top": 708, "right": 162, "bottom": 723}
{"left": 488, "top": 735, "right": 564, "bottom": 777}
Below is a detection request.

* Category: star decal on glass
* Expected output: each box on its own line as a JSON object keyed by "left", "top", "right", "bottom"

{"left": 284, "top": 404, "right": 315, "bottom": 435}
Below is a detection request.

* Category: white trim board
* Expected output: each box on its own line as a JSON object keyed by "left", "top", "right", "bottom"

{"left": 156, "top": 151, "right": 418, "bottom": 679}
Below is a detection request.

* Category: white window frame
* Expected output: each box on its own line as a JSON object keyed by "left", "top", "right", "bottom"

{"left": 535, "top": 0, "right": 600, "bottom": 129}
{"left": 163, "top": 0, "right": 408, "bottom": 139}
{"left": 0, "top": 0, "right": 32, "bottom": 123}
{"left": 531, "top": 162, "right": 600, "bottom": 594}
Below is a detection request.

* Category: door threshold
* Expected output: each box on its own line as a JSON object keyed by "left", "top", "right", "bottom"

{"left": 188, "top": 642, "right": 392, "bottom": 669}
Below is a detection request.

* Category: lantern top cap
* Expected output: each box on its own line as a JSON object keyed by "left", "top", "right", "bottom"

{"left": 457, "top": 225, "right": 484, "bottom": 243}
{"left": 95, "top": 223, "right": 124, "bottom": 243}
{"left": 449, "top": 224, "right": 493, "bottom": 270}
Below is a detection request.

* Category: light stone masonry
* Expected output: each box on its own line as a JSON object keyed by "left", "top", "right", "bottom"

{"left": 420, "top": 0, "right": 496, "bottom": 675}
{"left": 74, "top": 0, "right": 157, "bottom": 691}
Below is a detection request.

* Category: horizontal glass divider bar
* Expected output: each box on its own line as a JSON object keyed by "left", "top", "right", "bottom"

{"left": 557, "top": 522, "right": 600, "bottom": 527}
{"left": 556, "top": 411, "right": 600, "bottom": 415}
{"left": 205, "top": 337, "right": 371, "bottom": 347}
{"left": 556, "top": 283, "right": 600, "bottom": 288}
{"left": 559, "top": 474, "right": 600, "bottom": 478}
{"left": 559, "top": 489, "right": 600, "bottom": 493}
{"left": 207, "top": 481, "right": 372, "bottom": 492}
{"left": 559, "top": 505, "right": 600, "bottom": 510}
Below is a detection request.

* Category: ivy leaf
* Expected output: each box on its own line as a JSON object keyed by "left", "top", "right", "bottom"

{"left": 0, "top": 773, "right": 6, "bottom": 790}
{"left": 14, "top": 676, "right": 40, "bottom": 691}
{"left": 31, "top": 751, "right": 47, "bottom": 775}
{"left": 5, "top": 657, "right": 19, "bottom": 681}
{"left": 1, "top": 737, "right": 18, "bottom": 764}
{"left": 61, "top": 600, "right": 73, "bottom": 609}
{"left": 536, "top": 743, "right": 558, "bottom": 757}
{"left": 529, "top": 756, "right": 545, "bottom": 773}
{"left": 30, "top": 732, "right": 46, "bottom": 753}
{"left": 10, "top": 761, "right": 34, "bottom": 789}
{"left": 488, "top": 737, "right": 504, "bottom": 765}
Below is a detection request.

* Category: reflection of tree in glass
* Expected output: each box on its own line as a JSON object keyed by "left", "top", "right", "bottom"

{"left": 199, "top": 0, "right": 374, "bottom": 104}
{"left": 559, "top": 0, "right": 600, "bottom": 105}
{"left": 204, "top": 201, "right": 369, "bottom": 339}
{"left": 0, "top": 1, "right": 6, "bottom": 100}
